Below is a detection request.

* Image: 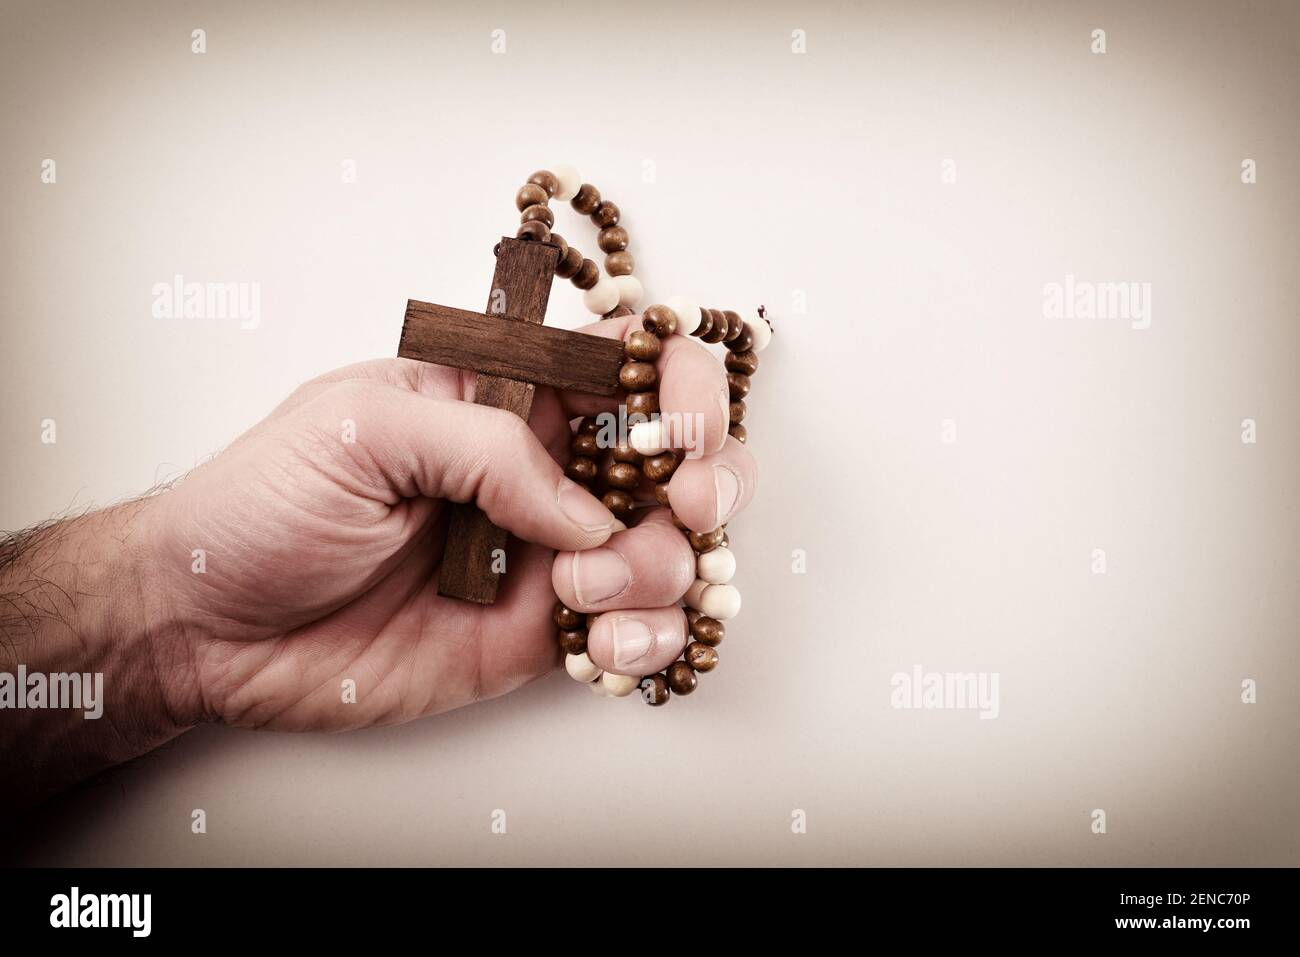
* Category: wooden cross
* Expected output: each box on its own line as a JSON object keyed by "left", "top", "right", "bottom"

{"left": 397, "top": 236, "right": 626, "bottom": 605}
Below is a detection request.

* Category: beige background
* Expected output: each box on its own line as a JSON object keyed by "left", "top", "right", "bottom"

{"left": 2, "top": 0, "right": 1297, "bottom": 865}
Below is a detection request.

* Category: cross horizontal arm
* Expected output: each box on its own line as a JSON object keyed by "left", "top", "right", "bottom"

{"left": 399, "top": 299, "right": 625, "bottom": 395}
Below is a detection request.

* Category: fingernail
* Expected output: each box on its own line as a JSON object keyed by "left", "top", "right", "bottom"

{"left": 612, "top": 616, "right": 656, "bottom": 670}
{"left": 572, "top": 547, "right": 631, "bottom": 605}
{"left": 713, "top": 464, "right": 742, "bottom": 526}
{"left": 558, "top": 477, "right": 617, "bottom": 532}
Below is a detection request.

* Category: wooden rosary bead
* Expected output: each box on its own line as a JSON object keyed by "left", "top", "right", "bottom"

{"left": 619, "top": 360, "right": 657, "bottom": 392}
{"left": 573, "top": 258, "right": 600, "bottom": 290}
{"left": 729, "top": 400, "right": 746, "bottom": 424}
{"left": 605, "top": 461, "right": 640, "bottom": 491}
{"left": 565, "top": 456, "right": 598, "bottom": 483}
{"left": 598, "top": 225, "right": 629, "bottom": 253}
{"left": 579, "top": 416, "right": 601, "bottom": 435}
{"left": 697, "top": 546, "right": 735, "bottom": 584}
{"left": 722, "top": 310, "right": 744, "bottom": 342}
{"left": 690, "top": 615, "right": 725, "bottom": 646}
{"left": 726, "top": 372, "right": 751, "bottom": 399}
{"left": 586, "top": 613, "right": 602, "bottom": 629}
{"left": 624, "top": 329, "right": 661, "bottom": 362}
{"left": 555, "top": 244, "right": 584, "bottom": 278}
{"left": 642, "top": 304, "right": 678, "bottom": 337}
{"left": 685, "top": 641, "right": 719, "bottom": 673}
{"left": 612, "top": 275, "right": 643, "bottom": 309}
{"left": 653, "top": 482, "right": 671, "bottom": 506}
{"left": 558, "top": 628, "right": 588, "bottom": 655}
{"left": 729, "top": 423, "right": 747, "bottom": 444}
{"left": 565, "top": 652, "right": 601, "bottom": 683}
{"left": 612, "top": 441, "right": 643, "bottom": 465}
{"left": 725, "top": 349, "right": 758, "bottom": 376}
{"left": 686, "top": 607, "right": 702, "bottom": 627}
{"left": 554, "top": 601, "right": 582, "bottom": 630}
{"left": 517, "top": 220, "right": 551, "bottom": 242}
{"left": 520, "top": 203, "right": 554, "bottom": 228}
{"left": 571, "top": 183, "right": 601, "bottom": 214}
{"left": 726, "top": 323, "right": 754, "bottom": 353}
{"left": 528, "top": 169, "right": 559, "bottom": 197}
{"left": 666, "top": 661, "right": 698, "bottom": 695}
{"left": 689, "top": 526, "right": 726, "bottom": 553}
{"left": 605, "top": 251, "right": 635, "bottom": 276}
{"left": 591, "top": 200, "right": 620, "bottom": 228}
{"left": 625, "top": 391, "right": 659, "bottom": 418}
{"left": 749, "top": 316, "right": 773, "bottom": 352}
{"left": 607, "top": 302, "right": 636, "bottom": 318}
{"left": 571, "top": 431, "right": 600, "bottom": 458}
{"left": 516, "top": 183, "right": 548, "bottom": 211}
{"left": 685, "top": 580, "right": 742, "bottom": 620}
{"left": 702, "top": 308, "right": 729, "bottom": 343}
{"left": 671, "top": 511, "right": 690, "bottom": 531}
{"left": 642, "top": 450, "right": 678, "bottom": 482}
{"left": 691, "top": 307, "right": 714, "bottom": 339}
{"left": 640, "top": 674, "right": 671, "bottom": 706}
{"left": 601, "top": 671, "right": 640, "bottom": 697}
{"left": 549, "top": 231, "right": 569, "bottom": 260}
{"left": 602, "top": 489, "right": 635, "bottom": 521}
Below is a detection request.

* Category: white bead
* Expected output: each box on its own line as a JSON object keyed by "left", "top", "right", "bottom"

{"left": 551, "top": 164, "right": 581, "bottom": 202}
{"left": 583, "top": 276, "right": 619, "bottom": 315}
{"left": 665, "top": 296, "right": 703, "bottom": 335}
{"left": 748, "top": 315, "right": 773, "bottom": 353}
{"left": 613, "top": 274, "right": 643, "bottom": 308}
{"left": 684, "top": 578, "right": 710, "bottom": 610}
{"left": 601, "top": 672, "right": 640, "bottom": 697}
{"left": 589, "top": 678, "right": 613, "bottom": 697}
{"left": 629, "top": 420, "right": 667, "bottom": 455}
{"left": 696, "top": 546, "right": 736, "bottom": 584}
{"left": 686, "top": 582, "right": 741, "bottom": 620}
{"left": 565, "top": 652, "right": 602, "bottom": 683}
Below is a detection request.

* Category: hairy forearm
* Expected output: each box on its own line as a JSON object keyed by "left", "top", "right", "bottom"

{"left": 0, "top": 498, "right": 196, "bottom": 809}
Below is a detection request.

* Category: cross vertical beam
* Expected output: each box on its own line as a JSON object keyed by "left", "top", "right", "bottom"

{"left": 435, "top": 237, "right": 560, "bottom": 604}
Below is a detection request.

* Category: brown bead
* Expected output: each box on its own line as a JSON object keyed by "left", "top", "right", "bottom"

{"left": 528, "top": 170, "right": 559, "bottom": 197}
{"left": 571, "top": 431, "right": 599, "bottom": 458}
{"left": 602, "top": 489, "right": 635, "bottom": 521}
{"left": 573, "top": 258, "right": 600, "bottom": 290}
{"left": 624, "top": 330, "right": 661, "bottom": 362}
{"left": 516, "top": 183, "right": 548, "bottom": 211}
{"left": 598, "top": 226, "right": 629, "bottom": 253}
{"left": 691, "top": 616, "right": 725, "bottom": 646}
{"left": 612, "top": 441, "right": 643, "bottom": 465}
{"left": 729, "top": 423, "right": 747, "bottom": 443}
{"left": 690, "top": 308, "right": 713, "bottom": 339}
{"left": 653, "top": 482, "right": 671, "bottom": 506}
{"left": 720, "top": 531, "right": 730, "bottom": 548}
{"left": 520, "top": 203, "right": 554, "bottom": 228}
{"left": 605, "top": 461, "right": 640, "bottom": 491}
{"left": 725, "top": 349, "right": 758, "bottom": 376}
{"left": 571, "top": 183, "right": 601, "bottom": 214}
{"left": 517, "top": 220, "right": 550, "bottom": 243}
{"left": 549, "top": 232, "right": 569, "bottom": 260}
{"left": 619, "top": 361, "right": 657, "bottom": 392}
{"left": 721, "top": 310, "right": 744, "bottom": 342}
{"left": 555, "top": 244, "right": 584, "bottom": 278}
{"left": 689, "top": 526, "right": 725, "bottom": 552}
{"left": 640, "top": 674, "right": 671, "bottom": 706}
{"left": 605, "top": 251, "right": 635, "bottom": 276}
{"left": 606, "top": 304, "right": 634, "bottom": 319}
{"left": 553, "top": 601, "right": 582, "bottom": 630}
{"left": 625, "top": 391, "right": 659, "bottom": 418}
{"left": 558, "top": 628, "right": 588, "bottom": 655}
{"left": 671, "top": 511, "right": 690, "bottom": 531}
{"left": 565, "top": 456, "right": 598, "bottom": 483}
{"left": 729, "top": 400, "right": 746, "bottom": 424}
{"left": 579, "top": 416, "right": 602, "bottom": 435}
{"left": 685, "top": 641, "right": 719, "bottom": 673}
{"left": 666, "top": 661, "right": 698, "bottom": 695}
{"left": 686, "top": 608, "right": 702, "bottom": 626}
{"left": 642, "top": 451, "right": 678, "bottom": 482}
{"left": 591, "top": 200, "right": 620, "bottom": 228}
{"left": 726, "top": 324, "right": 754, "bottom": 353}
{"left": 642, "top": 304, "right": 678, "bottom": 337}
{"left": 727, "top": 372, "right": 751, "bottom": 400}
{"left": 586, "top": 613, "right": 602, "bottom": 629}
{"left": 703, "top": 308, "right": 729, "bottom": 343}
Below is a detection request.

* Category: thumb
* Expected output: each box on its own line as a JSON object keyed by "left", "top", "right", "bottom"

{"left": 306, "top": 380, "right": 620, "bottom": 552}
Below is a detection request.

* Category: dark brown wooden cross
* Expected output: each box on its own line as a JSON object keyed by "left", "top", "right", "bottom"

{"left": 397, "top": 236, "right": 626, "bottom": 605}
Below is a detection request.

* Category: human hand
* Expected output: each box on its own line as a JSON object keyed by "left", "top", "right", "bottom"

{"left": 143, "top": 313, "right": 758, "bottom": 731}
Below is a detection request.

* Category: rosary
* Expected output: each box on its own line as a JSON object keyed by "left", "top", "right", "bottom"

{"left": 397, "top": 166, "right": 772, "bottom": 706}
